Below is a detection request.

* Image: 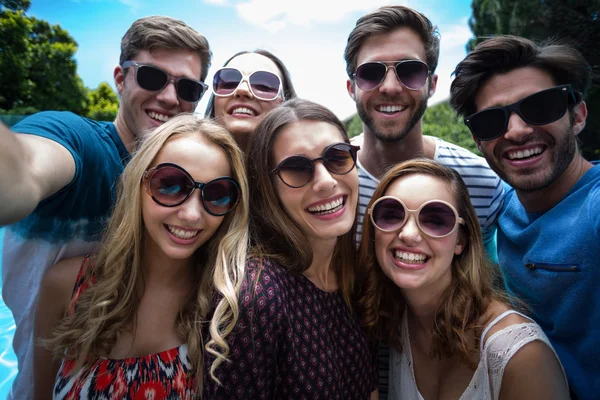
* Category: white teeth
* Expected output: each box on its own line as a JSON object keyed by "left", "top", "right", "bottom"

{"left": 393, "top": 250, "right": 427, "bottom": 264}
{"left": 307, "top": 197, "right": 344, "bottom": 214}
{"left": 148, "top": 111, "right": 170, "bottom": 122}
{"left": 166, "top": 225, "right": 199, "bottom": 240}
{"left": 507, "top": 146, "right": 542, "bottom": 160}
{"left": 377, "top": 105, "right": 405, "bottom": 113}
{"left": 232, "top": 107, "right": 255, "bottom": 116}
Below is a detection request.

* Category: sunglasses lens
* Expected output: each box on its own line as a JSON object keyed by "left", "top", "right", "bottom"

{"left": 467, "top": 108, "right": 507, "bottom": 141}
{"left": 136, "top": 65, "right": 168, "bottom": 91}
{"left": 176, "top": 79, "right": 204, "bottom": 103}
{"left": 520, "top": 88, "right": 567, "bottom": 125}
{"left": 418, "top": 202, "right": 457, "bottom": 237}
{"left": 249, "top": 71, "right": 281, "bottom": 100}
{"left": 278, "top": 156, "right": 313, "bottom": 188}
{"left": 355, "top": 62, "right": 387, "bottom": 91}
{"left": 213, "top": 68, "right": 243, "bottom": 96}
{"left": 323, "top": 144, "right": 356, "bottom": 175}
{"left": 372, "top": 199, "right": 406, "bottom": 231}
{"left": 203, "top": 179, "right": 240, "bottom": 215}
{"left": 396, "top": 61, "right": 429, "bottom": 90}
{"left": 148, "top": 166, "right": 194, "bottom": 206}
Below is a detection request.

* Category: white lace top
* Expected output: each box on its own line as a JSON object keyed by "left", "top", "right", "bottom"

{"left": 389, "top": 310, "right": 568, "bottom": 400}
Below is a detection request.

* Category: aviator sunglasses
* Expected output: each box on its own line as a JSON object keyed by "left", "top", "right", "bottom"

{"left": 212, "top": 67, "right": 282, "bottom": 101}
{"left": 465, "top": 84, "right": 581, "bottom": 141}
{"left": 143, "top": 163, "right": 240, "bottom": 216}
{"left": 122, "top": 61, "right": 208, "bottom": 103}
{"left": 369, "top": 197, "right": 465, "bottom": 238}
{"left": 353, "top": 60, "right": 430, "bottom": 91}
{"left": 271, "top": 142, "right": 360, "bottom": 188}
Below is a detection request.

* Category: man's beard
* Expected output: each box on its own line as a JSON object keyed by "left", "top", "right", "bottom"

{"left": 357, "top": 96, "right": 428, "bottom": 143}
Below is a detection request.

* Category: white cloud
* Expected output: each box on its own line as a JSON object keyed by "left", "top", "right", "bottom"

{"left": 204, "top": 0, "right": 229, "bottom": 5}
{"left": 216, "top": 0, "right": 404, "bottom": 32}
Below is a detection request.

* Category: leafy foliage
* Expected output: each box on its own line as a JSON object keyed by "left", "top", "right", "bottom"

{"left": 343, "top": 101, "right": 479, "bottom": 154}
{"left": 86, "top": 82, "right": 119, "bottom": 122}
{"left": 467, "top": 0, "right": 600, "bottom": 159}
{"left": 0, "top": 9, "right": 87, "bottom": 114}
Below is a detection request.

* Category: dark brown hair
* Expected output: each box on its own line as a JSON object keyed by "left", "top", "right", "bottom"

{"left": 356, "top": 158, "right": 512, "bottom": 368}
{"left": 205, "top": 49, "right": 297, "bottom": 118}
{"left": 450, "top": 35, "right": 591, "bottom": 117}
{"left": 246, "top": 98, "right": 357, "bottom": 307}
{"left": 120, "top": 16, "right": 212, "bottom": 81}
{"left": 344, "top": 5, "right": 440, "bottom": 78}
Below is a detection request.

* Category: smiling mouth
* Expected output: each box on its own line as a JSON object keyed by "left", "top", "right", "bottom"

{"left": 505, "top": 146, "right": 544, "bottom": 160}
{"left": 306, "top": 196, "right": 345, "bottom": 215}
{"left": 393, "top": 250, "right": 428, "bottom": 264}
{"left": 230, "top": 107, "right": 256, "bottom": 116}
{"left": 376, "top": 105, "right": 407, "bottom": 114}
{"left": 165, "top": 224, "right": 199, "bottom": 240}
{"left": 147, "top": 111, "right": 170, "bottom": 122}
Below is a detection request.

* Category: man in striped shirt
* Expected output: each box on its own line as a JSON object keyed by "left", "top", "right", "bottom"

{"left": 343, "top": 6, "right": 504, "bottom": 398}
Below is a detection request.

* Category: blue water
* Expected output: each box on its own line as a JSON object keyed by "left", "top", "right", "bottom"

{"left": 0, "top": 227, "right": 18, "bottom": 399}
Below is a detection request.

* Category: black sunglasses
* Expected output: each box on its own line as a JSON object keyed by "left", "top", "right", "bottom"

{"left": 353, "top": 60, "right": 430, "bottom": 91}
{"left": 271, "top": 143, "right": 360, "bottom": 188}
{"left": 465, "top": 84, "right": 581, "bottom": 141}
{"left": 143, "top": 163, "right": 240, "bottom": 216}
{"left": 122, "top": 61, "right": 208, "bottom": 103}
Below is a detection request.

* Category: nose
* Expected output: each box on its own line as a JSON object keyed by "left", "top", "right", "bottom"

{"left": 177, "top": 191, "right": 203, "bottom": 223}
{"left": 503, "top": 112, "right": 534, "bottom": 142}
{"left": 233, "top": 78, "right": 254, "bottom": 99}
{"left": 378, "top": 66, "right": 404, "bottom": 95}
{"left": 156, "top": 80, "right": 180, "bottom": 108}
{"left": 311, "top": 162, "right": 336, "bottom": 193}
{"left": 397, "top": 215, "right": 422, "bottom": 244}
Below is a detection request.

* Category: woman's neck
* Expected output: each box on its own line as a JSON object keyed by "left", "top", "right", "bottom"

{"left": 302, "top": 236, "right": 338, "bottom": 291}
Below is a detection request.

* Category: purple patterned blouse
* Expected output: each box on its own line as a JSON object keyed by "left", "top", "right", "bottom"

{"left": 204, "top": 258, "right": 377, "bottom": 400}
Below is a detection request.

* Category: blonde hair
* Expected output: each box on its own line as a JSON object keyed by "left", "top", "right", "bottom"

{"left": 48, "top": 114, "right": 249, "bottom": 391}
{"left": 357, "top": 159, "right": 511, "bottom": 368}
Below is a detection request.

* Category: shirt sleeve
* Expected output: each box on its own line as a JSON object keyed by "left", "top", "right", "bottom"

{"left": 204, "top": 261, "right": 284, "bottom": 400}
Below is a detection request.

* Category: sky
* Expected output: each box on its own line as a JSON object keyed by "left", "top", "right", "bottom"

{"left": 27, "top": 0, "right": 474, "bottom": 120}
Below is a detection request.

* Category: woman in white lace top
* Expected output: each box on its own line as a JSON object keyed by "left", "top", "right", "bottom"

{"left": 356, "top": 159, "right": 569, "bottom": 400}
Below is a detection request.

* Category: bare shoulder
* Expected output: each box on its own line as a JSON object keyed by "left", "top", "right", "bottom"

{"left": 481, "top": 301, "right": 531, "bottom": 343}
{"left": 40, "top": 256, "right": 87, "bottom": 308}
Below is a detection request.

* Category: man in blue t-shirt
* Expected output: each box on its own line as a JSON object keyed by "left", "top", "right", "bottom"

{"left": 450, "top": 35, "right": 599, "bottom": 400}
{"left": 0, "top": 16, "right": 211, "bottom": 399}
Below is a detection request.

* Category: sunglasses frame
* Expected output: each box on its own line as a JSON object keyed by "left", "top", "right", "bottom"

{"left": 352, "top": 60, "right": 431, "bottom": 92}
{"left": 369, "top": 196, "right": 465, "bottom": 238}
{"left": 212, "top": 67, "right": 283, "bottom": 101}
{"left": 464, "top": 84, "right": 581, "bottom": 141}
{"left": 143, "top": 162, "right": 240, "bottom": 216}
{"left": 271, "top": 142, "right": 360, "bottom": 188}
{"left": 122, "top": 61, "right": 208, "bottom": 104}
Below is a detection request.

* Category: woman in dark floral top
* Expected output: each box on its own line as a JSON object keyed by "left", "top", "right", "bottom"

{"left": 204, "top": 99, "right": 378, "bottom": 400}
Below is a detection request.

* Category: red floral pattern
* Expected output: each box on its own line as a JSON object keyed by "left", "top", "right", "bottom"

{"left": 53, "top": 257, "right": 197, "bottom": 399}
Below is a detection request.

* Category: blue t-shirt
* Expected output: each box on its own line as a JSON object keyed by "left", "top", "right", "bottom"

{"left": 498, "top": 163, "right": 600, "bottom": 400}
{"left": 2, "top": 111, "right": 129, "bottom": 400}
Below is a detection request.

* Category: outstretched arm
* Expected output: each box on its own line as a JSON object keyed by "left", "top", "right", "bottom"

{"left": 0, "top": 122, "right": 75, "bottom": 226}
{"left": 499, "top": 340, "right": 570, "bottom": 400}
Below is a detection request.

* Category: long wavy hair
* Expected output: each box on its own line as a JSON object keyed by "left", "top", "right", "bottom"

{"left": 48, "top": 114, "right": 249, "bottom": 391}
{"left": 246, "top": 98, "right": 358, "bottom": 307}
{"left": 356, "top": 159, "right": 511, "bottom": 368}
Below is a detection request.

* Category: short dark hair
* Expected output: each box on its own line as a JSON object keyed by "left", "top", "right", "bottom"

{"left": 120, "top": 16, "right": 212, "bottom": 82}
{"left": 204, "top": 49, "right": 297, "bottom": 118}
{"left": 450, "top": 35, "right": 592, "bottom": 117}
{"left": 344, "top": 5, "right": 440, "bottom": 78}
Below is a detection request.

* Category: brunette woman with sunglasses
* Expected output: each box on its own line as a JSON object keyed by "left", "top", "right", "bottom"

{"left": 357, "top": 159, "right": 568, "bottom": 400}
{"left": 203, "top": 99, "right": 378, "bottom": 399}
{"left": 205, "top": 49, "right": 297, "bottom": 152}
{"left": 33, "top": 115, "right": 249, "bottom": 399}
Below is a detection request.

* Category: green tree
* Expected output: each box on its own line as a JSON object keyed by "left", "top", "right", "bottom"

{"left": 0, "top": 0, "right": 31, "bottom": 12}
{"left": 86, "top": 82, "right": 119, "bottom": 122}
{"left": 0, "top": 9, "right": 87, "bottom": 114}
{"left": 467, "top": 0, "right": 600, "bottom": 159}
{"left": 343, "top": 101, "right": 478, "bottom": 154}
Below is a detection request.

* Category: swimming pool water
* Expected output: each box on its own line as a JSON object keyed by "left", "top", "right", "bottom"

{"left": 0, "top": 227, "right": 18, "bottom": 399}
